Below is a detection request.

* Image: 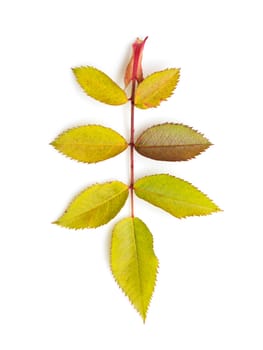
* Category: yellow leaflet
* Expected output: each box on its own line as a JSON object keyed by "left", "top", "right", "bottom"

{"left": 134, "top": 174, "right": 221, "bottom": 218}
{"left": 111, "top": 217, "right": 158, "bottom": 322}
{"left": 135, "top": 68, "right": 180, "bottom": 109}
{"left": 51, "top": 125, "right": 128, "bottom": 163}
{"left": 72, "top": 66, "right": 128, "bottom": 105}
{"left": 135, "top": 123, "right": 211, "bottom": 161}
{"left": 54, "top": 181, "right": 128, "bottom": 229}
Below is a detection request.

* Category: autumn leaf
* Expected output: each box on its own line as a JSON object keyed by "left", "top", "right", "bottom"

{"left": 134, "top": 174, "right": 221, "bottom": 218}
{"left": 72, "top": 66, "right": 128, "bottom": 105}
{"left": 51, "top": 125, "right": 128, "bottom": 163}
{"left": 54, "top": 181, "right": 129, "bottom": 229}
{"left": 135, "top": 123, "right": 211, "bottom": 161}
{"left": 52, "top": 37, "right": 222, "bottom": 321}
{"left": 134, "top": 68, "right": 180, "bottom": 109}
{"left": 111, "top": 217, "right": 158, "bottom": 321}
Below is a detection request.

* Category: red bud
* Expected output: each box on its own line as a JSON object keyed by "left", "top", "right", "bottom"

{"left": 124, "top": 37, "right": 148, "bottom": 87}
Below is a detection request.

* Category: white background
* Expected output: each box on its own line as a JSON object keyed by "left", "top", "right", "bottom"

{"left": 1, "top": 0, "right": 263, "bottom": 349}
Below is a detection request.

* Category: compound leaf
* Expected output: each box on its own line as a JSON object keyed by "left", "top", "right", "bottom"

{"left": 135, "top": 123, "right": 211, "bottom": 161}
{"left": 111, "top": 217, "right": 158, "bottom": 321}
{"left": 134, "top": 68, "right": 180, "bottom": 109}
{"left": 134, "top": 174, "right": 221, "bottom": 218}
{"left": 51, "top": 125, "right": 128, "bottom": 163}
{"left": 72, "top": 66, "right": 128, "bottom": 105}
{"left": 54, "top": 181, "right": 129, "bottom": 229}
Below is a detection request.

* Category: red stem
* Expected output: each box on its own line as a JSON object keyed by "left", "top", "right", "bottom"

{"left": 129, "top": 80, "right": 136, "bottom": 218}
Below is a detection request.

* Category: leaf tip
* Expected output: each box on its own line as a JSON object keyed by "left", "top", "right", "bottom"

{"left": 71, "top": 66, "right": 79, "bottom": 78}
{"left": 71, "top": 66, "right": 79, "bottom": 73}
{"left": 214, "top": 205, "right": 223, "bottom": 213}
{"left": 49, "top": 140, "right": 56, "bottom": 148}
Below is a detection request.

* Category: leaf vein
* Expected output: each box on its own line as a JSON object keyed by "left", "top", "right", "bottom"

{"left": 137, "top": 188, "right": 214, "bottom": 210}
{"left": 131, "top": 220, "right": 145, "bottom": 316}
{"left": 69, "top": 187, "right": 128, "bottom": 218}
{"left": 136, "top": 143, "right": 210, "bottom": 148}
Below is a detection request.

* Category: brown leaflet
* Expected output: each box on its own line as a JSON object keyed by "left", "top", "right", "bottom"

{"left": 135, "top": 123, "right": 212, "bottom": 161}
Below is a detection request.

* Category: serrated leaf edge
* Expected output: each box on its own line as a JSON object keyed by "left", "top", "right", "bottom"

{"left": 72, "top": 66, "right": 128, "bottom": 105}
{"left": 135, "top": 68, "right": 181, "bottom": 109}
{"left": 134, "top": 174, "right": 222, "bottom": 219}
{"left": 110, "top": 217, "right": 159, "bottom": 322}
{"left": 53, "top": 181, "right": 129, "bottom": 230}
{"left": 50, "top": 124, "right": 128, "bottom": 164}
{"left": 135, "top": 122, "right": 212, "bottom": 161}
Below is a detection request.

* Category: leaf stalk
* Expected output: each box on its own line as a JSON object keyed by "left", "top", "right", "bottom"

{"left": 129, "top": 79, "right": 136, "bottom": 217}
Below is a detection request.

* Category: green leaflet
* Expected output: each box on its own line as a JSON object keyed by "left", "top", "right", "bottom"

{"left": 135, "top": 68, "right": 180, "bottom": 109}
{"left": 111, "top": 217, "right": 158, "bottom": 322}
{"left": 72, "top": 66, "right": 128, "bottom": 105}
{"left": 134, "top": 174, "right": 221, "bottom": 218}
{"left": 54, "top": 181, "right": 129, "bottom": 229}
{"left": 135, "top": 123, "right": 211, "bottom": 161}
{"left": 51, "top": 125, "right": 128, "bottom": 163}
